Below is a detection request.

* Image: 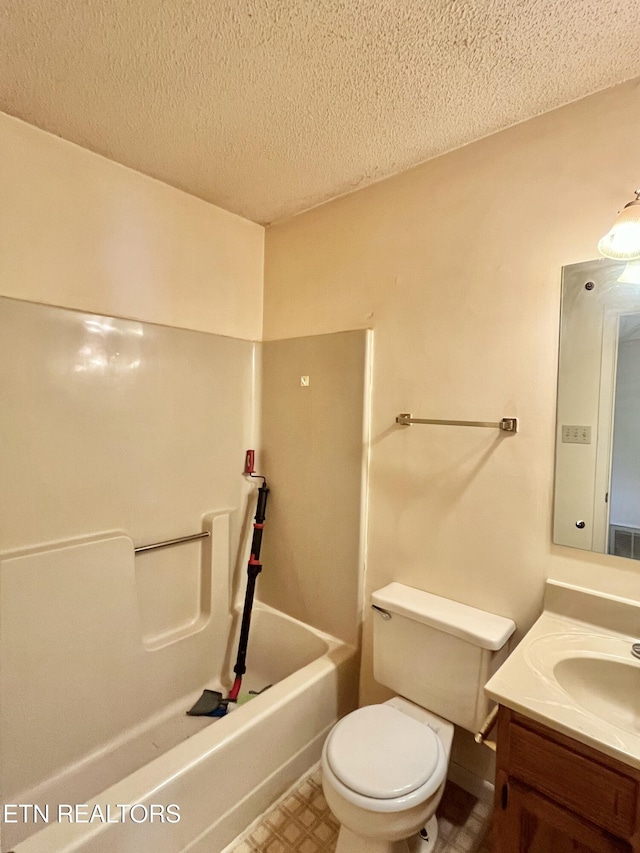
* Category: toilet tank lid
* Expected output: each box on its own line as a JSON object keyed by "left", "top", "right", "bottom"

{"left": 371, "top": 582, "right": 516, "bottom": 651}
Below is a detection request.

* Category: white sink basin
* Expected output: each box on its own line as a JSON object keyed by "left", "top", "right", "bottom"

{"left": 484, "top": 583, "right": 640, "bottom": 770}
{"left": 524, "top": 631, "right": 640, "bottom": 735}
{"left": 554, "top": 655, "right": 640, "bottom": 734}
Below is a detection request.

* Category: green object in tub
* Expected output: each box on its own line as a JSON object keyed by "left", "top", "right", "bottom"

{"left": 237, "top": 684, "right": 272, "bottom": 705}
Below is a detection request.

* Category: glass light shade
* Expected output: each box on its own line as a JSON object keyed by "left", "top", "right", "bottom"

{"left": 598, "top": 194, "right": 640, "bottom": 260}
{"left": 617, "top": 260, "right": 640, "bottom": 284}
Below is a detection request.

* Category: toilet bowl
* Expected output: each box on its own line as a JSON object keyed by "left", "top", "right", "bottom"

{"left": 321, "top": 697, "right": 454, "bottom": 853}
{"left": 321, "top": 583, "right": 516, "bottom": 853}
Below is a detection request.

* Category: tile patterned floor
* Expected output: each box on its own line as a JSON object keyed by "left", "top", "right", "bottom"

{"left": 436, "top": 784, "right": 493, "bottom": 853}
{"left": 229, "top": 766, "right": 493, "bottom": 853}
{"left": 230, "top": 768, "right": 339, "bottom": 853}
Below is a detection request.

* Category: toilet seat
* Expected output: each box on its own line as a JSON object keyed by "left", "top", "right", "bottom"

{"left": 322, "top": 704, "right": 448, "bottom": 814}
{"left": 326, "top": 704, "right": 440, "bottom": 798}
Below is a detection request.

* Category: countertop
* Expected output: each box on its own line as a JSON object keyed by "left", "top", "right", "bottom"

{"left": 485, "top": 580, "right": 640, "bottom": 770}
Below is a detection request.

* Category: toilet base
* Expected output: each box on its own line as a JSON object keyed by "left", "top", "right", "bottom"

{"left": 408, "top": 816, "right": 438, "bottom": 852}
{"left": 335, "top": 816, "right": 439, "bottom": 853}
{"left": 335, "top": 825, "right": 410, "bottom": 853}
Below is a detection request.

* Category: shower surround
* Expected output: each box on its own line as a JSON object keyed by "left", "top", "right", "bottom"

{"left": 0, "top": 298, "right": 369, "bottom": 851}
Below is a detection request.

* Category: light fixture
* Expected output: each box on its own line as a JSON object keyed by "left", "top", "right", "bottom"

{"left": 617, "top": 260, "right": 640, "bottom": 285}
{"left": 598, "top": 190, "right": 640, "bottom": 260}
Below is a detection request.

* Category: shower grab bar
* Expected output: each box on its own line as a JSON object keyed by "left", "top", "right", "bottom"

{"left": 134, "top": 531, "right": 210, "bottom": 555}
{"left": 396, "top": 413, "right": 518, "bottom": 433}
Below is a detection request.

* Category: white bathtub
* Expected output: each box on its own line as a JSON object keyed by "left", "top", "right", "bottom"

{"left": 8, "top": 604, "right": 357, "bottom": 853}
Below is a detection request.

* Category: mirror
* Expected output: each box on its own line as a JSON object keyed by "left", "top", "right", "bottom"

{"left": 554, "top": 258, "right": 640, "bottom": 559}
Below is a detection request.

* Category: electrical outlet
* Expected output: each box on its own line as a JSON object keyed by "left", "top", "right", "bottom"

{"left": 562, "top": 425, "right": 591, "bottom": 444}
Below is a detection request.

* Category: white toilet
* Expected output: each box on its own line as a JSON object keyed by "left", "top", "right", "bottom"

{"left": 321, "top": 582, "right": 515, "bottom": 853}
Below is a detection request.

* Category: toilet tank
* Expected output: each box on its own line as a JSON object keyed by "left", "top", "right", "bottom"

{"left": 371, "top": 582, "right": 515, "bottom": 733}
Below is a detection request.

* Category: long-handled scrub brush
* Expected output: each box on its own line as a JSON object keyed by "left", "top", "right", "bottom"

{"left": 187, "top": 452, "right": 269, "bottom": 717}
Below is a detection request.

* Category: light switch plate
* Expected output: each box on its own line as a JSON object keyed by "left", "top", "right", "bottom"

{"left": 562, "top": 425, "right": 591, "bottom": 444}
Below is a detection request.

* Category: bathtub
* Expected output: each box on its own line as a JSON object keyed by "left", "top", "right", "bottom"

{"left": 7, "top": 604, "right": 358, "bottom": 853}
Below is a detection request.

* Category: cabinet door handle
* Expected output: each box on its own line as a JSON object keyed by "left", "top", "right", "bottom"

{"left": 501, "top": 782, "right": 509, "bottom": 810}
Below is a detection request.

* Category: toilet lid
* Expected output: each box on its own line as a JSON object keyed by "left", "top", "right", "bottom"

{"left": 325, "top": 704, "right": 441, "bottom": 799}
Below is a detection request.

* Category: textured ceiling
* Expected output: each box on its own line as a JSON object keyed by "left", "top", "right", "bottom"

{"left": 1, "top": 1, "right": 640, "bottom": 225}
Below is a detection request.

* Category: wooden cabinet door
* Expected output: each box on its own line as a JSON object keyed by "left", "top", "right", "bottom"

{"left": 494, "top": 779, "right": 631, "bottom": 853}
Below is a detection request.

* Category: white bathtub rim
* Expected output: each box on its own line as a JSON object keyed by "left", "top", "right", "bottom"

{"left": 11, "top": 600, "right": 344, "bottom": 806}
{"left": 11, "top": 609, "right": 354, "bottom": 853}
{"left": 13, "top": 650, "right": 351, "bottom": 852}
{"left": 8, "top": 681, "right": 217, "bottom": 810}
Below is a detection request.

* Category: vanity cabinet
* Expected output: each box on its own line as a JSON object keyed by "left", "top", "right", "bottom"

{"left": 494, "top": 707, "right": 640, "bottom": 853}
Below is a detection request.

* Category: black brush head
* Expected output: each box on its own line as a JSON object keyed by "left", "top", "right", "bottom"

{"left": 186, "top": 689, "right": 224, "bottom": 716}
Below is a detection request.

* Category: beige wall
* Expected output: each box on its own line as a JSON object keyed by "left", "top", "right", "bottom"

{"left": 264, "top": 78, "right": 640, "bottom": 719}
{"left": 0, "top": 112, "right": 264, "bottom": 339}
